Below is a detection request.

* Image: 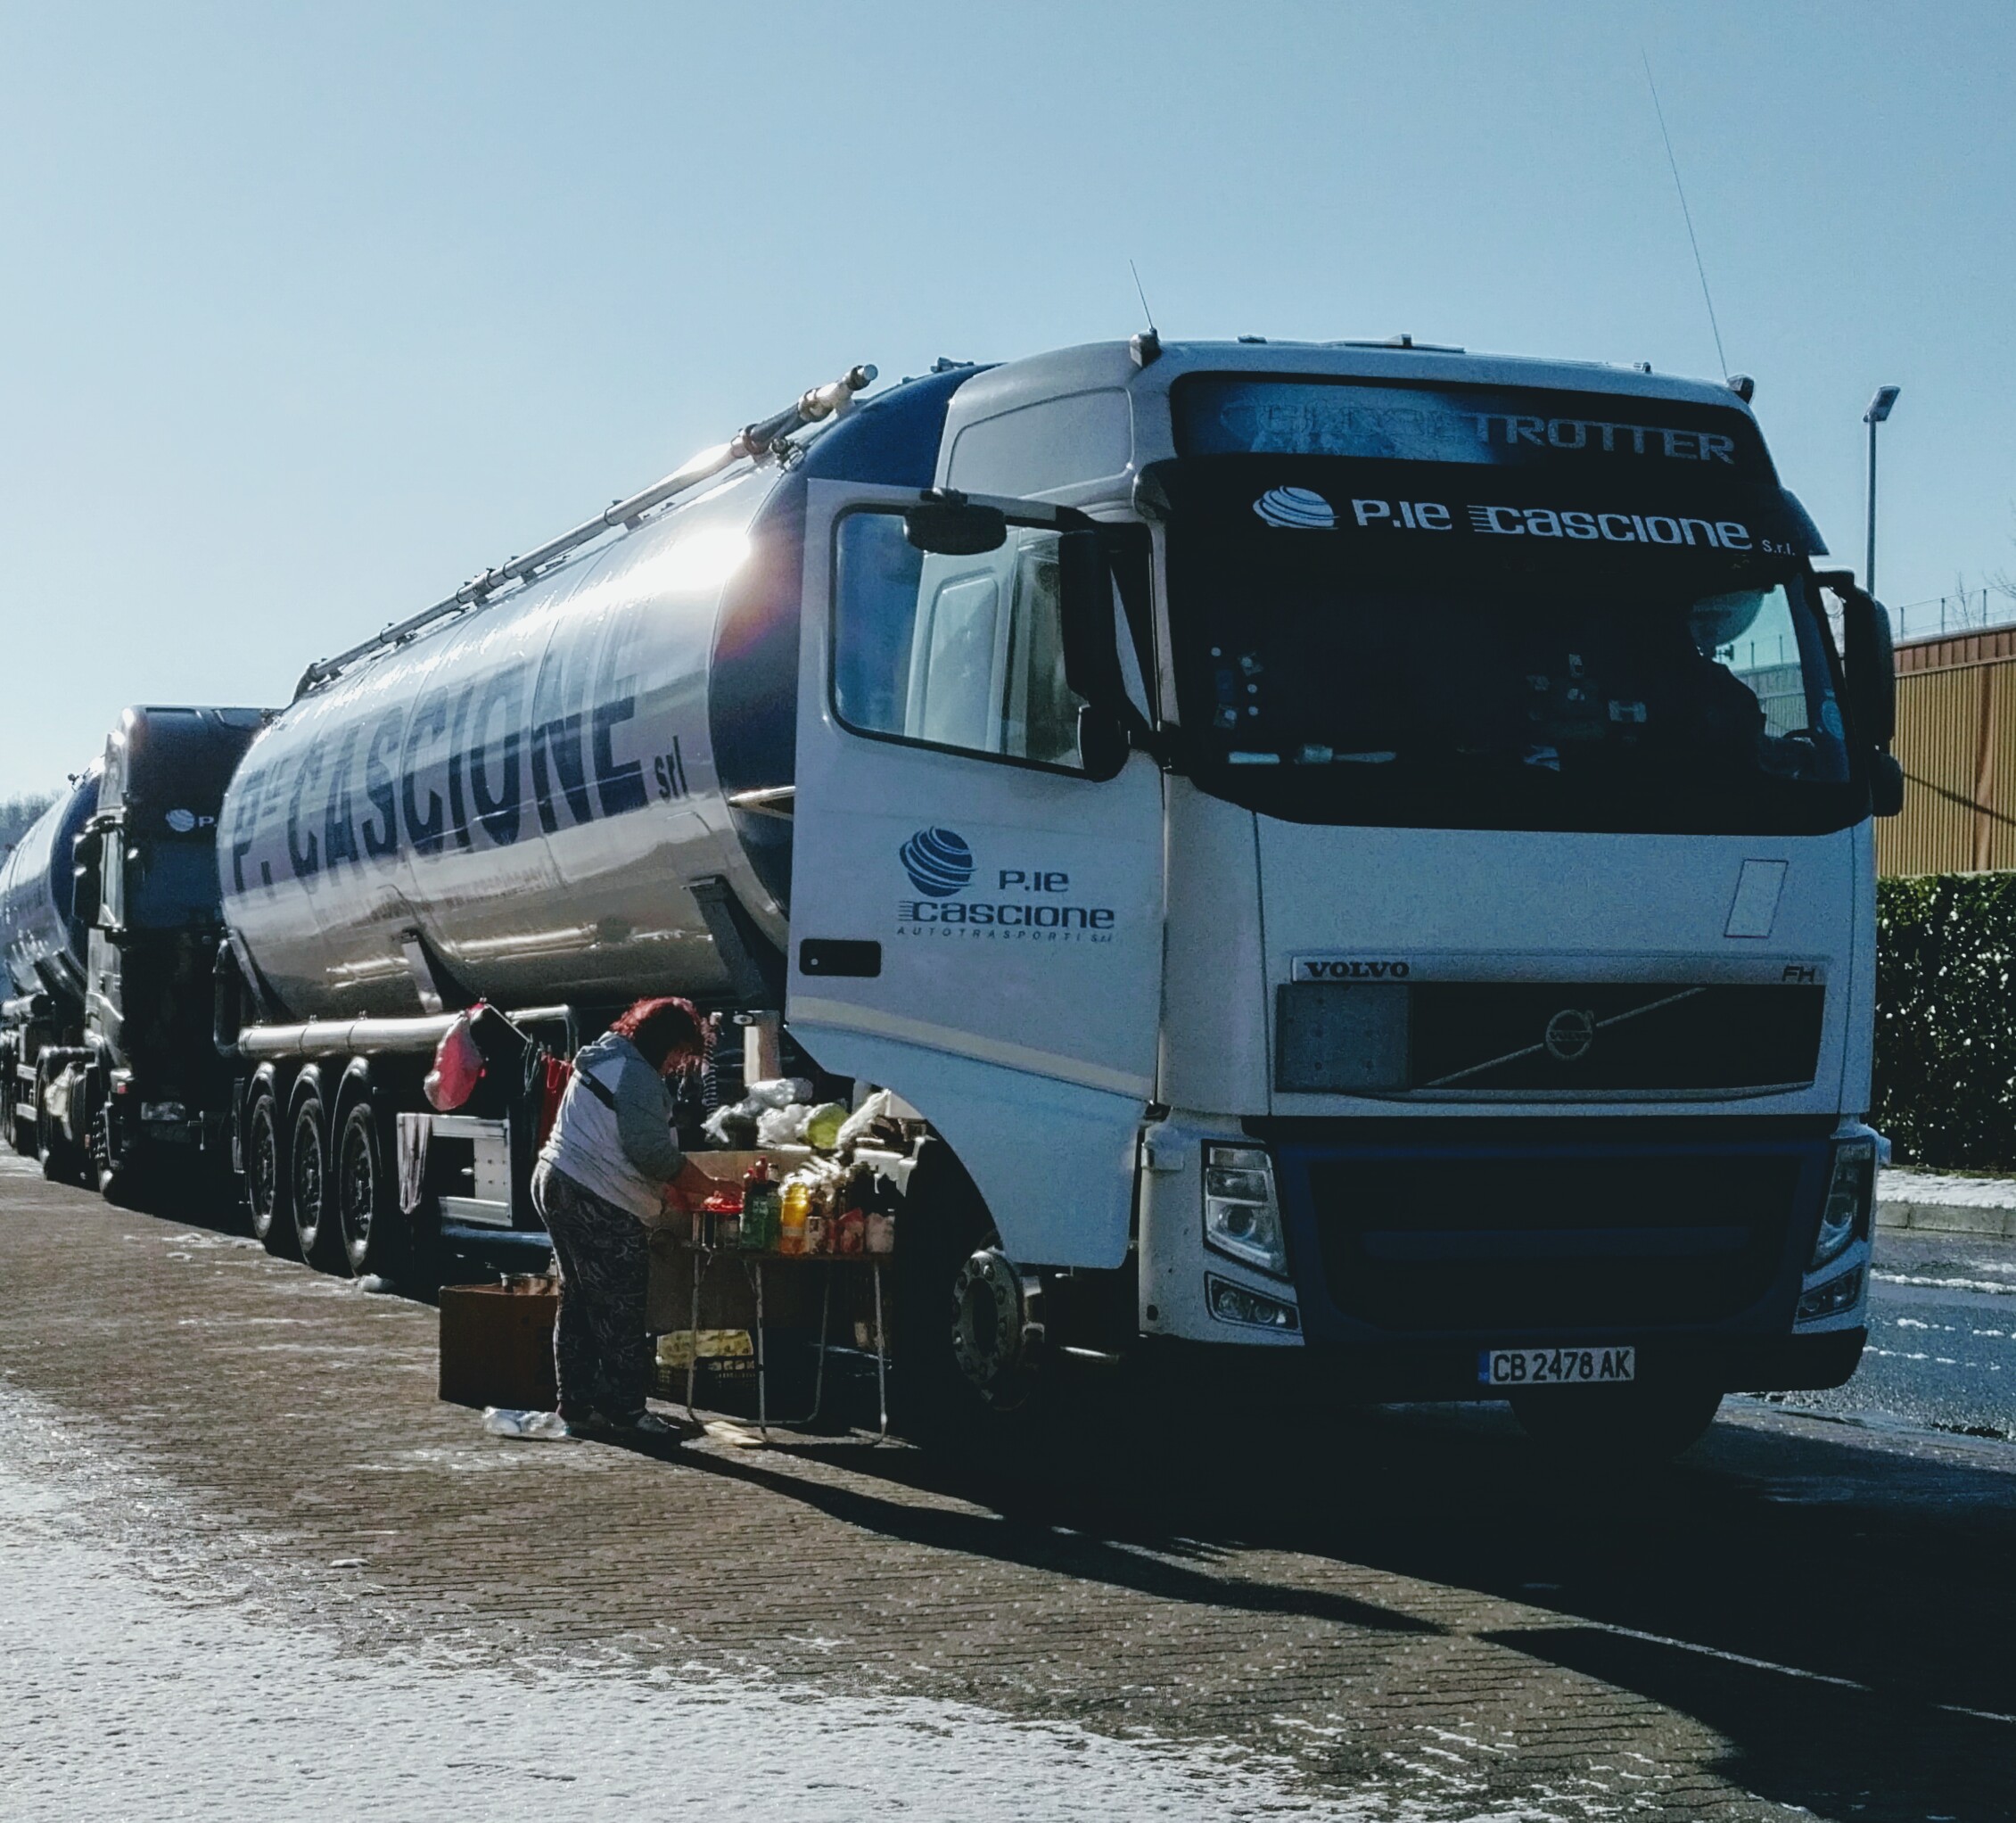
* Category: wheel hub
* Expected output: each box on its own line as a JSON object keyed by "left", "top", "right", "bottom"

{"left": 950, "top": 1248, "right": 1044, "bottom": 1406}
{"left": 341, "top": 1132, "right": 373, "bottom": 1245}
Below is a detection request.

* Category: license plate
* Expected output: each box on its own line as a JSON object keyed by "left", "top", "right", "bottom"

{"left": 1478, "top": 1345, "right": 1636, "bottom": 1389}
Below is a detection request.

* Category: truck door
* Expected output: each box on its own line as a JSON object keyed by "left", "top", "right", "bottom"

{"left": 786, "top": 481, "right": 1163, "bottom": 1270}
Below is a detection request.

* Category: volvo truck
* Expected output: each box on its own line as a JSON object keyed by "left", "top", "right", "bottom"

{"left": 4, "top": 342, "right": 1897, "bottom": 1451}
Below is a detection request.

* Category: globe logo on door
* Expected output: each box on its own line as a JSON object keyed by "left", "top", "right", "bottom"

{"left": 900, "top": 828, "right": 975, "bottom": 897}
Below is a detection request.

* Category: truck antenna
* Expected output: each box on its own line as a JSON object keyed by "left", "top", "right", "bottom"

{"left": 1642, "top": 51, "right": 1729, "bottom": 380}
{"left": 1129, "top": 259, "right": 1157, "bottom": 337}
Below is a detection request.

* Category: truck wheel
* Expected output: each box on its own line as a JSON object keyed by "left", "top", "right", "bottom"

{"left": 93, "top": 1105, "right": 150, "bottom": 1209}
{"left": 334, "top": 1099, "right": 401, "bottom": 1278}
{"left": 37, "top": 1100, "right": 78, "bottom": 1184}
{"left": 34, "top": 1063, "right": 79, "bottom": 1182}
{"left": 289, "top": 1087, "right": 339, "bottom": 1267}
{"left": 245, "top": 1086, "right": 293, "bottom": 1255}
{"left": 13, "top": 1081, "right": 41, "bottom": 1159}
{"left": 893, "top": 1146, "right": 1047, "bottom": 1448}
{"left": 1510, "top": 1383, "right": 1724, "bottom": 1463}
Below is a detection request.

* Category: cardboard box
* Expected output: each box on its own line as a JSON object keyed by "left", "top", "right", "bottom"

{"left": 439, "top": 1281, "right": 559, "bottom": 1410}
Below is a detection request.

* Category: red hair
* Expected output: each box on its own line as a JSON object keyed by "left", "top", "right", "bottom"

{"left": 608, "top": 996, "right": 705, "bottom": 1072}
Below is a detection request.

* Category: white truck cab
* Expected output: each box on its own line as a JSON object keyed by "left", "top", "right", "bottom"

{"left": 786, "top": 337, "right": 1895, "bottom": 1448}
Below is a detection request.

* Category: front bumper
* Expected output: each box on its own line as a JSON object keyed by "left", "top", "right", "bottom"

{"left": 1139, "top": 1112, "right": 1870, "bottom": 1398}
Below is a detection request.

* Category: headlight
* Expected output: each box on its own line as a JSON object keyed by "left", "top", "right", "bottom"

{"left": 1204, "top": 1143, "right": 1289, "bottom": 1278}
{"left": 1812, "top": 1136, "right": 1876, "bottom": 1269}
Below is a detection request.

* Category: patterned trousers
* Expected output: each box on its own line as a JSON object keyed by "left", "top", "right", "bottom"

{"left": 531, "top": 1161, "right": 652, "bottom": 1421}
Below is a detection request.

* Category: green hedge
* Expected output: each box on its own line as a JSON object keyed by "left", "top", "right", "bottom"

{"left": 1874, "top": 871, "right": 2016, "bottom": 1167}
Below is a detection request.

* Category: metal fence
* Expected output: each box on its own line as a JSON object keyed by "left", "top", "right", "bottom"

{"left": 1880, "top": 656, "right": 2016, "bottom": 877}
{"left": 1888, "top": 587, "right": 2014, "bottom": 645}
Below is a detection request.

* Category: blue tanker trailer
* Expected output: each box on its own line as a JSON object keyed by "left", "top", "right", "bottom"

{"left": 1, "top": 765, "right": 99, "bottom": 1171}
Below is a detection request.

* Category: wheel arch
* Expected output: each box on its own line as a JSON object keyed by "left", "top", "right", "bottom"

{"left": 284, "top": 1060, "right": 325, "bottom": 1121}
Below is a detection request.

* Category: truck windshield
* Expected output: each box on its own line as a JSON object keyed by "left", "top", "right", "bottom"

{"left": 1160, "top": 376, "right": 1860, "bottom": 836}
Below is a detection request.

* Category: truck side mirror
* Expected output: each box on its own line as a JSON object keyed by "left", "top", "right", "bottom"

{"left": 1840, "top": 586, "right": 1897, "bottom": 747}
{"left": 72, "top": 829, "right": 103, "bottom": 927}
{"left": 1058, "top": 528, "right": 1156, "bottom": 780}
{"left": 1075, "top": 705, "right": 1130, "bottom": 783}
{"left": 1870, "top": 751, "right": 1905, "bottom": 818}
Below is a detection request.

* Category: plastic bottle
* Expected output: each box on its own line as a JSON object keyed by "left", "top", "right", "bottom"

{"left": 482, "top": 1407, "right": 571, "bottom": 1440}
{"left": 741, "top": 1161, "right": 778, "bottom": 1251}
{"left": 778, "top": 1178, "right": 811, "bottom": 1257}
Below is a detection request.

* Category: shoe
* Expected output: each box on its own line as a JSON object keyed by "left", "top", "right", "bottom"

{"left": 566, "top": 1407, "right": 683, "bottom": 1443}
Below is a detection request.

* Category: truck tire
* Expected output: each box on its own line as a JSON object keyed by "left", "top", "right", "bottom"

{"left": 334, "top": 1098, "right": 402, "bottom": 1279}
{"left": 1510, "top": 1382, "right": 1724, "bottom": 1463}
{"left": 288, "top": 1083, "right": 340, "bottom": 1268}
{"left": 38, "top": 1112, "right": 84, "bottom": 1184}
{"left": 244, "top": 1085, "right": 294, "bottom": 1256}
{"left": 893, "top": 1142, "right": 1048, "bottom": 1450}
{"left": 35, "top": 1061, "right": 84, "bottom": 1183}
{"left": 6, "top": 1056, "right": 36, "bottom": 1158}
{"left": 93, "top": 1104, "right": 151, "bottom": 1209}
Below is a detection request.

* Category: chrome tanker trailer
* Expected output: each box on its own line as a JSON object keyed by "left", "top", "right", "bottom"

{"left": 217, "top": 340, "right": 1903, "bottom": 1451}
{"left": 1, "top": 765, "right": 100, "bottom": 1172}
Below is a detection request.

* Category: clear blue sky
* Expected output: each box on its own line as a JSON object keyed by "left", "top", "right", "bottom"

{"left": 2, "top": 0, "right": 2011, "bottom": 795}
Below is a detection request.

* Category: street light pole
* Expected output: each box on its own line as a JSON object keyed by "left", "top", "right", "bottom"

{"left": 1864, "top": 384, "right": 1901, "bottom": 596}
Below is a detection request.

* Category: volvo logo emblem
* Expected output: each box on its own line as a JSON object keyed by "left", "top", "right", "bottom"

{"left": 1543, "top": 1007, "right": 1595, "bottom": 1062}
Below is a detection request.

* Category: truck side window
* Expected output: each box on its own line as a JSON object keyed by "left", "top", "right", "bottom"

{"left": 833, "top": 510, "right": 1087, "bottom": 772}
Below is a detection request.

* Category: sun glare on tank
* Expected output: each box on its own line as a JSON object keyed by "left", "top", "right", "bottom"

{"left": 650, "top": 527, "right": 751, "bottom": 593}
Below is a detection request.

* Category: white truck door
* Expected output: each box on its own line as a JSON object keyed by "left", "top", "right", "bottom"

{"left": 786, "top": 481, "right": 1163, "bottom": 1269}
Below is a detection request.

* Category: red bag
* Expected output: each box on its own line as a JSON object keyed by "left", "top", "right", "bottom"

{"left": 424, "top": 1009, "right": 486, "bottom": 1111}
{"left": 535, "top": 1055, "right": 571, "bottom": 1148}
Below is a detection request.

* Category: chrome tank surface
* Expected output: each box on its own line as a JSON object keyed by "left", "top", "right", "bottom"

{"left": 221, "top": 469, "right": 786, "bottom": 1019}
{"left": 0, "top": 766, "right": 101, "bottom": 1002}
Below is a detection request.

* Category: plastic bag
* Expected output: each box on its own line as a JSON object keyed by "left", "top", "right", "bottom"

{"left": 482, "top": 1406, "right": 571, "bottom": 1440}
{"left": 745, "top": 1076, "right": 815, "bottom": 1110}
{"left": 802, "top": 1101, "right": 848, "bottom": 1150}
{"left": 424, "top": 1009, "right": 485, "bottom": 1112}
{"left": 535, "top": 1054, "right": 570, "bottom": 1148}
{"left": 755, "top": 1103, "right": 812, "bottom": 1147}
{"left": 703, "top": 1103, "right": 760, "bottom": 1147}
{"left": 835, "top": 1089, "right": 900, "bottom": 1151}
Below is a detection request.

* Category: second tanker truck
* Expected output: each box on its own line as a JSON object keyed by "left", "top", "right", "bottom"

{"left": 3, "top": 708, "right": 263, "bottom": 1193}
{"left": 13, "top": 339, "right": 1904, "bottom": 1453}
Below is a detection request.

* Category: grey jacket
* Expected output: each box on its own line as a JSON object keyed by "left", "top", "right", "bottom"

{"left": 537, "top": 1032, "right": 685, "bottom": 1221}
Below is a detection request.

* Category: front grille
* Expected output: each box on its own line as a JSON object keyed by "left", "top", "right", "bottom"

{"left": 1302, "top": 1147, "right": 1805, "bottom": 1332}
{"left": 1275, "top": 980, "right": 1823, "bottom": 1097}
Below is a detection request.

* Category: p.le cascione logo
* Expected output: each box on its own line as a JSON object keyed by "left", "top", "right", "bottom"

{"left": 895, "top": 828, "right": 1115, "bottom": 944}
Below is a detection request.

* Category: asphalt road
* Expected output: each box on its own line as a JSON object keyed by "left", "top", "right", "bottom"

{"left": 1768, "top": 1230, "right": 2016, "bottom": 1439}
{"left": 3, "top": 1151, "right": 2014, "bottom": 1823}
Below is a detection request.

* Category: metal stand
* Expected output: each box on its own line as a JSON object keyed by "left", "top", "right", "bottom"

{"left": 678, "top": 1241, "right": 887, "bottom": 1444}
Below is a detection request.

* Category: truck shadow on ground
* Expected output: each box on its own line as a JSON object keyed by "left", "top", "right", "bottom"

{"left": 676, "top": 1389, "right": 2016, "bottom": 1823}
{"left": 117, "top": 1177, "right": 2016, "bottom": 1821}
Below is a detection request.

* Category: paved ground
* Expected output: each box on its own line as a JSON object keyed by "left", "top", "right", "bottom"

{"left": 4, "top": 1152, "right": 2015, "bottom": 1822}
